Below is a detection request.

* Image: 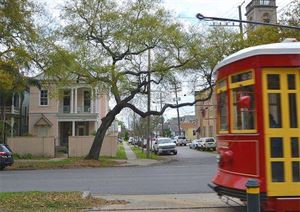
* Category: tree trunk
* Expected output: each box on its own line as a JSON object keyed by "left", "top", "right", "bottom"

{"left": 85, "top": 105, "right": 123, "bottom": 160}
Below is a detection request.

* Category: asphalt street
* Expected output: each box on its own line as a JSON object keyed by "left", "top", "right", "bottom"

{"left": 0, "top": 146, "right": 218, "bottom": 194}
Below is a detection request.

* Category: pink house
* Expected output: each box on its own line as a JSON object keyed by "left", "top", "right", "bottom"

{"left": 28, "top": 78, "right": 109, "bottom": 149}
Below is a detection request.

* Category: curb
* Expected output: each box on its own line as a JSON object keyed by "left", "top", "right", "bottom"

{"left": 90, "top": 193, "right": 246, "bottom": 212}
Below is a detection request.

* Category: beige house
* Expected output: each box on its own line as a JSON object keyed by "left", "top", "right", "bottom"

{"left": 180, "top": 122, "right": 196, "bottom": 141}
{"left": 28, "top": 78, "right": 109, "bottom": 149}
{"left": 195, "top": 88, "right": 217, "bottom": 138}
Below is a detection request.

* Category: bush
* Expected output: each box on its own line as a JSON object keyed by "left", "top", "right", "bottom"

{"left": 22, "top": 133, "right": 33, "bottom": 137}
{"left": 13, "top": 153, "right": 33, "bottom": 159}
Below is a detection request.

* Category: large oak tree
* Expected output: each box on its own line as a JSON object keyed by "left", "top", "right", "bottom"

{"left": 46, "top": 0, "right": 213, "bottom": 160}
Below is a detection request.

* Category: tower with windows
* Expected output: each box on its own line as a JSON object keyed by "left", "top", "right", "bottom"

{"left": 245, "top": 0, "right": 277, "bottom": 26}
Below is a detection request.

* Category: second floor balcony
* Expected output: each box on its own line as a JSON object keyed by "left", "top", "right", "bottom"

{"left": 62, "top": 105, "right": 92, "bottom": 113}
{"left": 59, "top": 87, "right": 98, "bottom": 114}
{"left": 0, "top": 106, "right": 20, "bottom": 115}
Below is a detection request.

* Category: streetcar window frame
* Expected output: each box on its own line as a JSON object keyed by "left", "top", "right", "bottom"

{"left": 229, "top": 70, "right": 257, "bottom": 133}
{"left": 216, "top": 78, "right": 228, "bottom": 134}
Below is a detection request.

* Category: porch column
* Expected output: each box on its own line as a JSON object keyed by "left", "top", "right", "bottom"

{"left": 11, "top": 93, "right": 15, "bottom": 113}
{"left": 72, "top": 121, "right": 75, "bottom": 136}
{"left": 10, "top": 117, "right": 14, "bottom": 137}
{"left": 91, "top": 88, "right": 94, "bottom": 113}
{"left": 94, "top": 121, "right": 98, "bottom": 132}
{"left": 70, "top": 88, "right": 74, "bottom": 113}
{"left": 94, "top": 88, "right": 98, "bottom": 113}
{"left": 74, "top": 88, "right": 78, "bottom": 113}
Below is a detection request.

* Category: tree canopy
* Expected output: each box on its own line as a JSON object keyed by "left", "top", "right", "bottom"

{"left": 43, "top": 0, "right": 211, "bottom": 159}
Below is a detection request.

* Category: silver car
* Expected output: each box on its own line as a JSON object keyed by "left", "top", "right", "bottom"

{"left": 199, "top": 137, "right": 216, "bottom": 151}
{"left": 153, "top": 137, "right": 177, "bottom": 155}
{"left": 190, "top": 139, "right": 201, "bottom": 149}
{"left": 175, "top": 136, "right": 187, "bottom": 146}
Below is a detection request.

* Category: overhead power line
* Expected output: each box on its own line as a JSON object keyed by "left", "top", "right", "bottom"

{"left": 196, "top": 13, "right": 300, "bottom": 30}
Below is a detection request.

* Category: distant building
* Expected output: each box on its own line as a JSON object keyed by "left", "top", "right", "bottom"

{"left": 180, "top": 122, "right": 196, "bottom": 141}
{"left": 195, "top": 88, "right": 217, "bottom": 138}
{"left": 245, "top": 0, "right": 277, "bottom": 27}
{"left": 164, "top": 115, "right": 196, "bottom": 137}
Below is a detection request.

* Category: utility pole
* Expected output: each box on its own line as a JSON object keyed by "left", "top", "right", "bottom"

{"left": 174, "top": 83, "right": 181, "bottom": 136}
{"left": 160, "top": 91, "right": 164, "bottom": 136}
{"left": 238, "top": 4, "right": 243, "bottom": 35}
{"left": 146, "top": 49, "right": 151, "bottom": 158}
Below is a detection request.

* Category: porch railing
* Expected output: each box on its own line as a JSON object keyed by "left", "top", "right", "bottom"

{"left": 0, "top": 107, "right": 20, "bottom": 114}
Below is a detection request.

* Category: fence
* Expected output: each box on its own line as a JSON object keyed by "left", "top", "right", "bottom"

{"left": 68, "top": 136, "right": 117, "bottom": 157}
{"left": 7, "top": 137, "right": 56, "bottom": 157}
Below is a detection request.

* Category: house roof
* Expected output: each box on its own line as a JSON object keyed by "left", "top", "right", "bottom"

{"left": 180, "top": 122, "right": 196, "bottom": 129}
{"left": 34, "top": 115, "right": 53, "bottom": 127}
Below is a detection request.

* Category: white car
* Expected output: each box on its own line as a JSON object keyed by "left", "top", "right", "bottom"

{"left": 174, "top": 136, "right": 187, "bottom": 146}
{"left": 190, "top": 139, "right": 201, "bottom": 149}
{"left": 199, "top": 137, "right": 216, "bottom": 151}
{"left": 153, "top": 137, "right": 177, "bottom": 155}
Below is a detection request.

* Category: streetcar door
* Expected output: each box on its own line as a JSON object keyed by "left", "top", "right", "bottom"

{"left": 263, "top": 69, "right": 300, "bottom": 196}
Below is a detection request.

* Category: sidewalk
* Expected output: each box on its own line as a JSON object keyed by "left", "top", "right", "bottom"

{"left": 89, "top": 193, "right": 246, "bottom": 211}
{"left": 121, "top": 142, "right": 169, "bottom": 166}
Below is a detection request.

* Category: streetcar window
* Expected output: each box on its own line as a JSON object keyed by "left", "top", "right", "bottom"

{"left": 231, "top": 71, "right": 252, "bottom": 83}
{"left": 232, "top": 85, "right": 255, "bottom": 130}
{"left": 270, "top": 137, "right": 283, "bottom": 158}
{"left": 292, "top": 162, "right": 300, "bottom": 182}
{"left": 271, "top": 162, "right": 285, "bottom": 182}
{"left": 268, "top": 94, "right": 282, "bottom": 128}
{"left": 288, "top": 93, "right": 298, "bottom": 128}
{"left": 218, "top": 92, "right": 228, "bottom": 131}
{"left": 267, "top": 74, "right": 280, "bottom": 90}
{"left": 287, "top": 74, "right": 296, "bottom": 90}
{"left": 291, "top": 137, "right": 299, "bottom": 158}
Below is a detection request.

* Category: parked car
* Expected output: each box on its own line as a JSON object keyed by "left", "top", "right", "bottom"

{"left": 128, "top": 137, "right": 134, "bottom": 144}
{"left": 0, "top": 144, "right": 14, "bottom": 170}
{"left": 198, "top": 137, "right": 216, "bottom": 151}
{"left": 175, "top": 136, "right": 187, "bottom": 146}
{"left": 189, "top": 139, "right": 201, "bottom": 149}
{"left": 153, "top": 137, "right": 177, "bottom": 155}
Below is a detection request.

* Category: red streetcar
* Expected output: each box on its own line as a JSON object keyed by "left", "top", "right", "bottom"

{"left": 210, "top": 40, "right": 300, "bottom": 212}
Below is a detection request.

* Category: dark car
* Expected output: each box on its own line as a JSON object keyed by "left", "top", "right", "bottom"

{"left": 0, "top": 144, "right": 14, "bottom": 170}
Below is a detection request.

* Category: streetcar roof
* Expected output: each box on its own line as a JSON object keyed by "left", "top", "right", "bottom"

{"left": 213, "top": 41, "right": 300, "bottom": 72}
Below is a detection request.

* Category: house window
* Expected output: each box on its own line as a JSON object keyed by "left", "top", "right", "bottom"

{"left": 40, "top": 90, "right": 48, "bottom": 106}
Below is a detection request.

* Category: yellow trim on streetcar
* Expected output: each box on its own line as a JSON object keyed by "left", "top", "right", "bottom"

{"left": 247, "top": 187, "right": 260, "bottom": 194}
{"left": 263, "top": 68, "right": 300, "bottom": 197}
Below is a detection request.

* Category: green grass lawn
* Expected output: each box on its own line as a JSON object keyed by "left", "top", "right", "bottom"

{"left": 99, "top": 142, "right": 127, "bottom": 160}
{"left": 8, "top": 143, "right": 127, "bottom": 170}
{"left": 0, "top": 191, "right": 127, "bottom": 211}
{"left": 113, "top": 142, "right": 127, "bottom": 159}
{"left": 9, "top": 157, "right": 120, "bottom": 170}
{"left": 130, "top": 145, "right": 158, "bottom": 160}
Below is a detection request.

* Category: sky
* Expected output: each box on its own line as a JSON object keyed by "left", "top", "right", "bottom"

{"left": 39, "top": 0, "right": 295, "bottom": 123}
